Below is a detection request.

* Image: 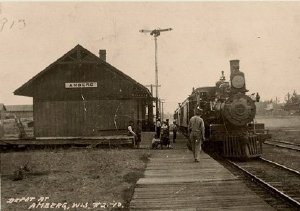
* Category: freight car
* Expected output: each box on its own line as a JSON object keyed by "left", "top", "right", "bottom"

{"left": 174, "top": 60, "right": 271, "bottom": 159}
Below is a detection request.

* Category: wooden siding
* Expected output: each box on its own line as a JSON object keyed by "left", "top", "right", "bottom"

{"left": 15, "top": 45, "right": 154, "bottom": 136}
{"left": 34, "top": 99, "right": 138, "bottom": 137}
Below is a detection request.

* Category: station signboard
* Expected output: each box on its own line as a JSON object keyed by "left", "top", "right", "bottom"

{"left": 65, "top": 82, "right": 97, "bottom": 88}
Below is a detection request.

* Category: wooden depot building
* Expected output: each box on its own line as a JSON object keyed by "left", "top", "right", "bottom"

{"left": 14, "top": 45, "right": 154, "bottom": 138}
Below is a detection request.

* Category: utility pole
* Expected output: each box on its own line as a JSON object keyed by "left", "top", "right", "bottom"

{"left": 161, "top": 99, "right": 165, "bottom": 121}
{"left": 139, "top": 27, "right": 173, "bottom": 131}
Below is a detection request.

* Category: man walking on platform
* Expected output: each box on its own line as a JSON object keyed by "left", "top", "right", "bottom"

{"left": 188, "top": 107, "right": 205, "bottom": 162}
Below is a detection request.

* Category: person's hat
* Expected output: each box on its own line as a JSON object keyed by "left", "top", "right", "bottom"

{"left": 195, "top": 107, "right": 203, "bottom": 114}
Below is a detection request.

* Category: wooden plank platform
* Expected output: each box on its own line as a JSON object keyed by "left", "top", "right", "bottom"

{"left": 130, "top": 136, "right": 274, "bottom": 210}
{"left": 0, "top": 135, "right": 133, "bottom": 146}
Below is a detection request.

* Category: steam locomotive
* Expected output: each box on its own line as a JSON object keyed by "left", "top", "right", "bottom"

{"left": 174, "top": 60, "right": 271, "bottom": 159}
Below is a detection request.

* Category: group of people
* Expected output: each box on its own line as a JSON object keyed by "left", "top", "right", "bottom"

{"left": 127, "top": 118, "right": 177, "bottom": 149}
{"left": 153, "top": 107, "right": 205, "bottom": 163}
{"left": 128, "top": 107, "right": 205, "bottom": 163}
{"left": 151, "top": 118, "right": 177, "bottom": 149}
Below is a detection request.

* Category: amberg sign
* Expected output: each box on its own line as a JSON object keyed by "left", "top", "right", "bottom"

{"left": 65, "top": 82, "right": 97, "bottom": 88}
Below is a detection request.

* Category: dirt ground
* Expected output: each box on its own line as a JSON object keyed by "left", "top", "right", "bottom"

{"left": 256, "top": 115, "right": 300, "bottom": 145}
{"left": 256, "top": 115, "right": 300, "bottom": 171}
{"left": 262, "top": 145, "right": 300, "bottom": 172}
{"left": 255, "top": 115, "right": 300, "bottom": 129}
{"left": 1, "top": 148, "right": 150, "bottom": 211}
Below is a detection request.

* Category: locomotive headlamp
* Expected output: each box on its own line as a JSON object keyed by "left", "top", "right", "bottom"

{"left": 231, "top": 75, "right": 245, "bottom": 89}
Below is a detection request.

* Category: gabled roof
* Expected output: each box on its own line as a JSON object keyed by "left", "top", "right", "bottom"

{"left": 6, "top": 105, "right": 33, "bottom": 112}
{"left": 14, "top": 44, "right": 151, "bottom": 97}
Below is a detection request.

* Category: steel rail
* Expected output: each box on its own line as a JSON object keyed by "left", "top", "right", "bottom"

{"left": 264, "top": 141, "right": 300, "bottom": 152}
{"left": 271, "top": 140, "right": 300, "bottom": 146}
{"left": 228, "top": 160, "right": 300, "bottom": 208}
{"left": 260, "top": 157, "right": 300, "bottom": 175}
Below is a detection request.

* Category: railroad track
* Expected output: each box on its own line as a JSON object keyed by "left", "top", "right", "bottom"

{"left": 228, "top": 157, "right": 300, "bottom": 208}
{"left": 264, "top": 140, "right": 300, "bottom": 152}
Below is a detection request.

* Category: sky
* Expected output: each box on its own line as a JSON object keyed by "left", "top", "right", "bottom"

{"left": 1, "top": 2, "right": 300, "bottom": 113}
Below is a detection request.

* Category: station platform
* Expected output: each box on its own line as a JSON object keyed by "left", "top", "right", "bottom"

{"left": 0, "top": 135, "right": 134, "bottom": 146}
{"left": 130, "top": 134, "right": 274, "bottom": 210}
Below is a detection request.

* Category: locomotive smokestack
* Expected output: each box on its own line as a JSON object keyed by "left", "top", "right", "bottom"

{"left": 230, "top": 60, "right": 240, "bottom": 74}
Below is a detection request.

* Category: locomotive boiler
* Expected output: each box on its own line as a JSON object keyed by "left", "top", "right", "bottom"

{"left": 174, "top": 60, "right": 271, "bottom": 159}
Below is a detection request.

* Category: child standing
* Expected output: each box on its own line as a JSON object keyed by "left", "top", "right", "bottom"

{"left": 151, "top": 134, "right": 161, "bottom": 149}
